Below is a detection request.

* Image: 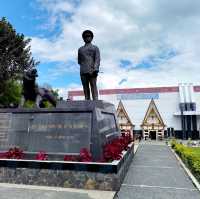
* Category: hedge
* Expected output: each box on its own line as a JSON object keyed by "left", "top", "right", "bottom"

{"left": 171, "top": 140, "right": 200, "bottom": 183}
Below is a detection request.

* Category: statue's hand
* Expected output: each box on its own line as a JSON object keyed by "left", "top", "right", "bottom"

{"left": 93, "top": 70, "right": 99, "bottom": 77}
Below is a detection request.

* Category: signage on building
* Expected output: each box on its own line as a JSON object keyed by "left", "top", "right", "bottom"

{"left": 117, "top": 93, "right": 159, "bottom": 100}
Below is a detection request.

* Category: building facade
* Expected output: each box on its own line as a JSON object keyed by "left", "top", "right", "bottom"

{"left": 68, "top": 84, "right": 200, "bottom": 140}
{"left": 116, "top": 100, "right": 134, "bottom": 131}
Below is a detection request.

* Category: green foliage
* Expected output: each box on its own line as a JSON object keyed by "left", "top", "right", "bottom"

{"left": 41, "top": 100, "right": 54, "bottom": 108}
{"left": 0, "top": 80, "right": 22, "bottom": 107}
{"left": 0, "top": 17, "right": 39, "bottom": 101}
{"left": 172, "top": 141, "right": 200, "bottom": 183}
{"left": 50, "top": 87, "right": 63, "bottom": 101}
{"left": 170, "top": 138, "right": 177, "bottom": 149}
{"left": 51, "top": 89, "right": 59, "bottom": 100}
{"left": 23, "top": 100, "right": 35, "bottom": 108}
{"left": 23, "top": 100, "right": 53, "bottom": 109}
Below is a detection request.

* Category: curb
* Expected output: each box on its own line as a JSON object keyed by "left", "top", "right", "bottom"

{"left": 113, "top": 142, "right": 140, "bottom": 199}
{"left": 169, "top": 146, "right": 200, "bottom": 192}
{"left": 134, "top": 143, "right": 139, "bottom": 154}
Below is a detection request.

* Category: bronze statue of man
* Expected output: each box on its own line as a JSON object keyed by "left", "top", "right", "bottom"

{"left": 78, "top": 30, "right": 100, "bottom": 100}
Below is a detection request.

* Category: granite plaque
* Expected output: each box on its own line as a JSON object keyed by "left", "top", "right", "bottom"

{"left": 9, "top": 112, "right": 92, "bottom": 153}
{"left": 98, "top": 113, "right": 117, "bottom": 133}
{"left": 0, "top": 100, "right": 120, "bottom": 159}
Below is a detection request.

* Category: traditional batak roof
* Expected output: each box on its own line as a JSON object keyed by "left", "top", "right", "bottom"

{"left": 117, "top": 100, "right": 134, "bottom": 127}
{"left": 141, "top": 99, "right": 165, "bottom": 127}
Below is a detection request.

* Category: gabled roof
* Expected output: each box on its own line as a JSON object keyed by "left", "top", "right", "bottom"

{"left": 117, "top": 100, "right": 134, "bottom": 126}
{"left": 141, "top": 99, "right": 165, "bottom": 127}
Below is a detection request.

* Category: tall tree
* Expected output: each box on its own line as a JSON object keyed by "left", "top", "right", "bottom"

{"left": 0, "top": 17, "right": 39, "bottom": 106}
{"left": 0, "top": 80, "right": 22, "bottom": 108}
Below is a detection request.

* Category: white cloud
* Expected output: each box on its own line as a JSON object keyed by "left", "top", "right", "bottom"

{"left": 56, "top": 83, "right": 82, "bottom": 99}
{"left": 31, "top": 0, "right": 200, "bottom": 98}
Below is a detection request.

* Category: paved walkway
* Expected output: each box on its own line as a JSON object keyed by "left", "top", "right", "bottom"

{"left": 0, "top": 183, "right": 115, "bottom": 199}
{"left": 0, "top": 142, "right": 141, "bottom": 199}
{"left": 115, "top": 141, "right": 200, "bottom": 199}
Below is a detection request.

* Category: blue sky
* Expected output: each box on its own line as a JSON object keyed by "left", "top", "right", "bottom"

{"left": 0, "top": 0, "right": 74, "bottom": 88}
{"left": 0, "top": 1, "right": 46, "bottom": 36}
{"left": 1, "top": 0, "right": 200, "bottom": 98}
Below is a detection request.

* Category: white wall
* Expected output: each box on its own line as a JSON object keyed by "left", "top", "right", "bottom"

{"left": 155, "top": 92, "right": 181, "bottom": 130}
{"left": 72, "top": 91, "right": 182, "bottom": 130}
{"left": 111, "top": 92, "right": 181, "bottom": 130}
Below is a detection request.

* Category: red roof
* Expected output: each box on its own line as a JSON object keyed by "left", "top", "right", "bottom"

{"left": 68, "top": 85, "right": 200, "bottom": 99}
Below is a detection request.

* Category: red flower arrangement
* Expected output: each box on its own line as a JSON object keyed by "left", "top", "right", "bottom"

{"left": 35, "top": 151, "right": 48, "bottom": 160}
{"left": 103, "top": 131, "right": 133, "bottom": 162}
{"left": 0, "top": 132, "right": 132, "bottom": 163}
{"left": 0, "top": 147, "right": 24, "bottom": 159}
{"left": 63, "top": 148, "right": 92, "bottom": 162}
{"left": 79, "top": 148, "right": 92, "bottom": 162}
{"left": 63, "top": 155, "right": 79, "bottom": 161}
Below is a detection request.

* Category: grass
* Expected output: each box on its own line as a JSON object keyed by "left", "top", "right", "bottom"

{"left": 187, "top": 147, "right": 200, "bottom": 156}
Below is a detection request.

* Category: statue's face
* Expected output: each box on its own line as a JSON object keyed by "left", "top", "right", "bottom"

{"left": 27, "top": 68, "right": 38, "bottom": 78}
{"left": 83, "top": 34, "right": 93, "bottom": 43}
{"left": 31, "top": 69, "right": 38, "bottom": 77}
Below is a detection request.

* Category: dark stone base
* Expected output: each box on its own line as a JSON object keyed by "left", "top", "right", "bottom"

{"left": 0, "top": 100, "right": 120, "bottom": 160}
{"left": 0, "top": 143, "right": 134, "bottom": 191}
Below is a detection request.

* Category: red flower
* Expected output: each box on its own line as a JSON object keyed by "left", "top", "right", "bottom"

{"left": 35, "top": 151, "right": 48, "bottom": 160}
{"left": 0, "top": 152, "right": 5, "bottom": 159}
{"left": 63, "top": 148, "right": 92, "bottom": 162}
{"left": 102, "top": 131, "right": 133, "bottom": 162}
{"left": 80, "top": 148, "right": 92, "bottom": 162}
{"left": 64, "top": 155, "right": 79, "bottom": 161}
{"left": 1, "top": 147, "right": 24, "bottom": 159}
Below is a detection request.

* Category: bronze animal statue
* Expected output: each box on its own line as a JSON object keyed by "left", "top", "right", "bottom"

{"left": 21, "top": 68, "right": 57, "bottom": 108}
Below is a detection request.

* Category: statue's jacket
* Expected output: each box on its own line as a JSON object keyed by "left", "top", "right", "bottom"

{"left": 78, "top": 43, "right": 100, "bottom": 75}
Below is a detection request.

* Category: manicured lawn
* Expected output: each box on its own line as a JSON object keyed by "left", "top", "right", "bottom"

{"left": 187, "top": 147, "right": 200, "bottom": 156}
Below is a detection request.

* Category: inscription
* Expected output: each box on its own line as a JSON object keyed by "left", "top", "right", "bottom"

{"left": 30, "top": 122, "right": 88, "bottom": 130}
{"left": 0, "top": 113, "right": 11, "bottom": 150}
{"left": 8, "top": 112, "right": 92, "bottom": 153}
{"left": 46, "top": 135, "right": 66, "bottom": 139}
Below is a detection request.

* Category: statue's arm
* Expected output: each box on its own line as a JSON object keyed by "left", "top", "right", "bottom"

{"left": 94, "top": 47, "right": 100, "bottom": 72}
{"left": 78, "top": 49, "right": 81, "bottom": 65}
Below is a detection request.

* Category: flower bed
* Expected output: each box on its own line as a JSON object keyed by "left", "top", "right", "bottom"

{"left": 171, "top": 140, "right": 200, "bottom": 183}
{"left": 0, "top": 131, "right": 133, "bottom": 163}
{"left": 103, "top": 131, "right": 132, "bottom": 162}
{"left": 0, "top": 147, "right": 24, "bottom": 159}
{"left": 0, "top": 131, "right": 134, "bottom": 190}
{"left": 0, "top": 142, "right": 134, "bottom": 191}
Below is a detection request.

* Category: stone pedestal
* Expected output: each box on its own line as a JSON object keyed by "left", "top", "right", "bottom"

{"left": 0, "top": 100, "right": 120, "bottom": 160}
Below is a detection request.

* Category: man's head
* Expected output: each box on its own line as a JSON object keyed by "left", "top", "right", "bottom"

{"left": 82, "top": 30, "right": 93, "bottom": 43}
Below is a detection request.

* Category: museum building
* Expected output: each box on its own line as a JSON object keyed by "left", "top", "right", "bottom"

{"left": 68, "top": 83, "right": 200, "bottom": 140}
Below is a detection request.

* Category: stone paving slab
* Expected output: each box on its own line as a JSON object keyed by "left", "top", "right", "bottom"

{"left": 136, "top": 144, "right": 171, "bottom": 155}
{"left": 116, "top": 185, "right": 200, "bottom": 199}
{"left": 0, "top": 183, "right": 115, "bottom": 199}
{"left": 131, "top": 144, "right": 181, "bottom": 168}
{"left": 123, "top": 166, "right": 195, "bottom": 189}
{"left": 116, "top": 142, "right": 200, "bottom": 199}
{"left": 131, "top": 154, "right": 178, "bottom": 168}
{"left": 0, "top": 187, "right": 91, "bottom": 199}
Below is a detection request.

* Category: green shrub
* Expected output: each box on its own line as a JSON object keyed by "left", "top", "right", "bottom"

{"left": 40, "top": 100, "right": 54, "bottom": 108}
{"left": 23, "top": 100, "right": 35, "bottom": 108}
{"left": 172, "top": 141, "right": 200, "bottom": 183}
